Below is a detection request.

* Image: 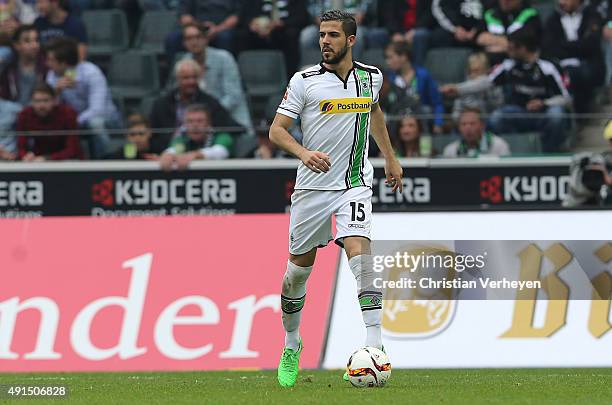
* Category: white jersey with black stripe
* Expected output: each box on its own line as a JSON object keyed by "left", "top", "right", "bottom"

{"left": 277, "top": 61, "right": 383, "bottom": 191}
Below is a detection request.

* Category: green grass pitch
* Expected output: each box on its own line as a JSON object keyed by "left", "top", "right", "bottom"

{"left": 1, "top": 369, "right": 611, "bottom": 404}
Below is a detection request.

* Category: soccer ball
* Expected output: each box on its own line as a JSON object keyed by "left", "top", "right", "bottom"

{"left": 346, "top": 347, "right": 391, "bottom": 388}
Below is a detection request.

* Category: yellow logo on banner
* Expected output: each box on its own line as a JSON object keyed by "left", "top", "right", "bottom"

{"left": 380, "top": 242, "right": 612, "bottom": 340}
{"left": 319, "top": 98, "right": 371, "bottom": 114}
{"left": 502, "top": 242, "right": 612, "bottom": 339}
{"left": 382, "top": 246, "right": 456, "bottom": 338}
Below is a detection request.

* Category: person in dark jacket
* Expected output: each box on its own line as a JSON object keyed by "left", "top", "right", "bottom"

{"left": 410, "top": 0, "right": 484, "bottom": 66}
{"left": 384, "top": 0, "right": 434, "bottom": 42}
{"left": 0, "top": 24, "right": 47, "bottom": 105}
{"left": 149, "top": 58, "right": 241, "bottom": 152}
{"left": 34, "top": 0, "right": 88, "bottom": 60}
{"left": 475, "top": 0, "right": 542, "bottom": 65}
{"left": 542, "top": 0, "right": 605, "bottom": 114}
{"left": 237, "top": 0, "right": 309, "bottom": 75}
{"left": 16, "top": 82, "right": 82, "bottom": 161}
{"left": 455, "top": 29, "right": 571, "bottom": 152}
{"left": 164, "top": 0, "right": 240, "bottom": 61}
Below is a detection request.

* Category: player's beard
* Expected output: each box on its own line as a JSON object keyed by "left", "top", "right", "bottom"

{"left": 322, "top": 40, "right": 349, "bottom": 65}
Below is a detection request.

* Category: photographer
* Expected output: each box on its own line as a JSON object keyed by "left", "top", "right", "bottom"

{"left": 563, "top": 121, "right": 612, "bottom": 207}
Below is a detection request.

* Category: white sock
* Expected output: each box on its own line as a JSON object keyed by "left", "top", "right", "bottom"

{"left": 349, "top": 255, "right": 383, "bottom": 349}
{"left": 281, "top": 260, "right": 313, "bottom": 350}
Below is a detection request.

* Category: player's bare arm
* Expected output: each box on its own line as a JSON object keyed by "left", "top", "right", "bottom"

{"left": 269, "top": 113, "right": 331, "bottom": 173}
{"left": 369, "top": 103, "right": 404, "bottom": 193}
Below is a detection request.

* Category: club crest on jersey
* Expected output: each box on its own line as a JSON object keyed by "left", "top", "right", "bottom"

{"left": 360, "top": 77, "right": 370, "bottom": 93}
{"left": 319, "top": 97, "right": 372, "bottom": 114}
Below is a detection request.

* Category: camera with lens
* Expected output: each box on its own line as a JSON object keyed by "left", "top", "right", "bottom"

{"left": 563, "top": 151, "right": 612, "bottom": 207}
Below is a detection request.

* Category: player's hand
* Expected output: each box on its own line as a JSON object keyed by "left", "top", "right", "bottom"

{"left": 385, "top": 157, "right": 403, "bottom": 193}
{"left": 300, "top": 150, "right": 331, "bottom": 173}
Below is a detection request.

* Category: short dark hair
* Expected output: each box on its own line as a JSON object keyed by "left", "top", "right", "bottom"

{"left": 12, "top": 24, "right": 37, "bottom": 43}
{"left": 185, "top": 103, "right": 210, "bottom": 117}
{"left": 127, "top": 113, "right": 150, "bottom": 129}
{"left": 32, "top": 82, "right": 56, "bottom": 98}
{"left": 50, "top": 0, "right": 70, "bottom": 11}
{"left": 320, "top": 10, "right": 357, "bottom": 37}
{"left": 508, "top": 29, "right": 539, "bottom": 53}
{"left": 182, "top": 22, "right": 209, "bottom": 37}
{"left": 459, "top": 106, "right": 484, "bottom": 120}
{"left": 387, "top": 41, "right": 412, "bottom": 61}
{"left": 46, "top": 37, "right": 79, "bottom": 66}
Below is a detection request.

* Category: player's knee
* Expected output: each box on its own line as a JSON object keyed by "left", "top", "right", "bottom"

{"left": 343, "top": 237, "right": 371, "bottom": 260}
{"left": 289, "top": 248, "right": 317, "bottom": 267}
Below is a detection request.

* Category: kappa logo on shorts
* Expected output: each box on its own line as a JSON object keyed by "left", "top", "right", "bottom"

{"left": 319, "top": 98, "right": 372, "bottom": 114}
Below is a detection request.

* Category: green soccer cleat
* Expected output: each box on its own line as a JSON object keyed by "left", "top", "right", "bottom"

{"left": 277, "top": 339, "right": 303, "bottom": 387}
{"left": 344, "top": 345, "right": 385, "bottom": 381}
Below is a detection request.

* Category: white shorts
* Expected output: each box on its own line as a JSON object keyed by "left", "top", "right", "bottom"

{"left": 289, "top": 186, "right": 372, "bottom": 255}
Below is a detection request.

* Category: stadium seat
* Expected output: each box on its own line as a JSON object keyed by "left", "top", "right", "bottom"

{"left": 425, "top": 47, "right": 472, "bottom": 85}
{"left": 108, "top": 95, "right": 126, "bottom": 153}
{"left": 239, "top": 50, "right": 287, "bottom": 97}
{"left": 233, "top": 133, "right": 259, "bottom": 158}
{"left": 133, "top": 11, "right": 178, "bottom": 55}
{"left": 534, "top": 3, "right": 555, "bottom": 24}
{"left": 163, "top": 52, "right": 187, "bottom": 90}
{"left": 139, "top": 95, "right": 158, "bottom": 118}
{"left": 111, "top": 94, "right": 125, "bottom": 120}
{"left": 108, "top": 51, "right": 160, "bottom": 103}
{"left": 500, "top": 132, "right": 543, "bottom": 155}
{"left": 239, "top": 50, "right": 287, "bottom": 118}
{"left": 432, "top": 133, "right": 459, "bottom": 155}
{"left": 82, "top": 9, "right": 129, "bottom": 58}
{"left": 362, "top": 48, "right": 386, "bottom": 70}
{"left": 265, "top": 94, "right": 283, "bottom": 122}
{"left": 300, "top": 48, "right": 322, "bottom": 69}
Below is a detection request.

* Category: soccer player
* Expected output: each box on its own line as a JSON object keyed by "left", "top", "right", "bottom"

{"left": 269, "top": 10, "right": 404, "bottom": 387}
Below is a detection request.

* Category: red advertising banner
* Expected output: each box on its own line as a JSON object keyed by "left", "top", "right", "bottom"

{"left": 0, "top": 215, "right": 339, "bottom": 372}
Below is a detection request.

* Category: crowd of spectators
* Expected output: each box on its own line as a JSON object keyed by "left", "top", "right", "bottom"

{"left": 0, "top": 0, "right": 610, "bottom": 165}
